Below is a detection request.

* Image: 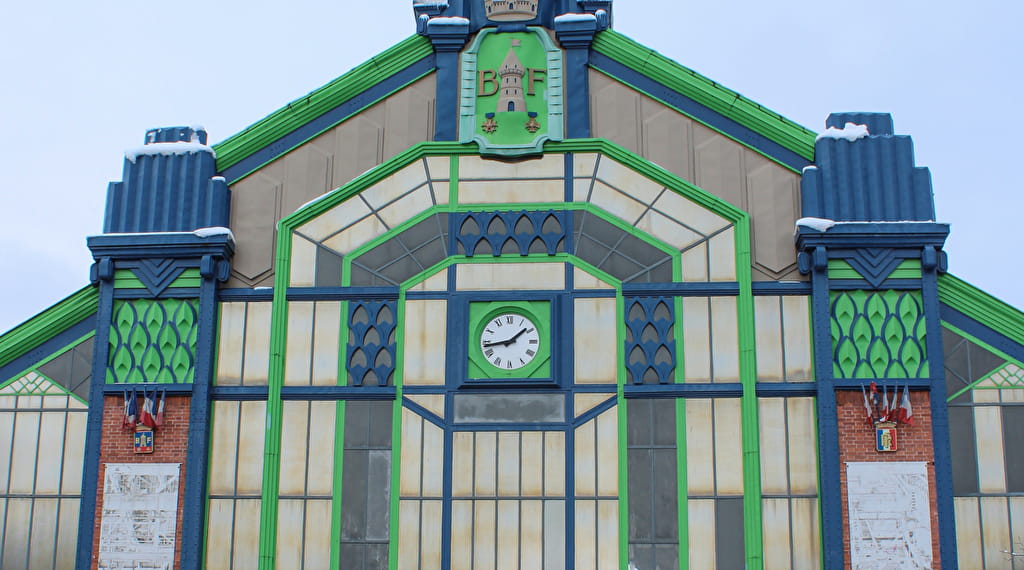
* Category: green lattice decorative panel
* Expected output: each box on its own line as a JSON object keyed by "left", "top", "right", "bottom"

{"left": 975, "top": 363, "right": 1024, "bottom": 389}
{"left": 1, "top": 372, "right": 72, "bottom": 396}
{"left": 107, "top": 299, "right": 199, "bottom": 384}
{"left": 831, "top": 290, "right": 928, "bottom": 378}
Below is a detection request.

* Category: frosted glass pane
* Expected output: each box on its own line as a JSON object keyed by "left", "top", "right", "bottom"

{"left": 0, "top": 412, "right": 12, "bottom": 493}
{"left": 588, "top": 180, "right": 647, "bottom": 224}
{"left": 216, "top": 302, "right": 246, "bottom": 384}
{"left": 234, "top": 500, "right": 263, "bottom": 569}
{"left": 782, "top": 296, "right": 813, "bottom": 380}
{"left": 761, "top": 498, "right": 791, "bottom": 569}
{"left": 205, "top": 500, "right": 234, "bottom": 569}
{"left": 377, "top": 187, "right": 434, "bottom": 228}
{"left": 754, "top": 296, "right": 784, "bottom": 382}
{"left": 596, "top": 409, "right": 619, "bottom": 496}
{"left": 521, "top": 501, "right": 544, "bottom": 568}
{"left": 474, "top": 501, "right": 497, "bottom": 570}
{"left": 457, "top": 262, "right": 565, "bottom": 291}
{"left": 400, "top": 409, "right": 423, "bottom": 497}
{"left": 311, "top": 302, "right": 341, "bottom": 386}
{"left": 236, "top": 402, "right": 266, "bottom": 495}
{"left": 522, "top": 432, "right": 544, "bottom": 497}
{"left": 791, "top": 498, "right": 820, "bottom": 570}
{"left": 474, "top": 432, "right": 497, "bottom": 496}
{"left": 452, "top": 432, "right": 474, "bottom": 497}
{"left": 290, "top": 235, "right": 317, "bottom": 287}
{"left": 284, "top": 302, "right": 314, "bottom": 386}
{"left": 303, "top": 500, "right": 332, "bottom": 570}
{"left": 575, "top": 298, "right": 618, "bottom": 384}
{"left": 685, "top": 399, "right": 715, "bottom": 494}
{"left": 306, "top": 401, "right": 335, "bottom": 495}
{"left": 209, "top": 401, "right": 240, "bottom": 495}
{"left": 279, "top": 401, "right": 309, "bottom": 495}
{"left": 707, "top": 227, "right": 736, "bottom": 281}
{"left": 422, "top": 421, "right": 444, "bottom": 498}
{"left": 682, "top": 298, "right": 711, "bottom": 382}
{"left": 981, "top": 496, "right": 1011, "bottom": 569}
{"left": 687, "top": 499, "right": 716, "bottom": 570}
{"left": 34, "top": 413, "right": 65, "bottom": 494}
{"left": 654, "top": 189, "right": 729, "bottom": 236}
{"left": 955, "top": 497, "right": 982, "bottom": 569}
{"left": 422, "top": 500, "right": 444, "bottom": 570}
{"left": 544, "top": 432, "right": 565, "bottom": 497}
{"left": 398, "top": 501, "right": 421, "bottom": 569}
{"left": 242, "top": 302, "right": 272, "bottom": 385}
{"left": 321, "top": 213, "right": 387, "bottom": 255}
{"left": 636, "top": 210, "right": 703, "bottom": 250}
{"left": 544, "top": 500, "right": 566, "bottom": 569}
{"left": 458, "top": 179, "right": 563, "bottom": 204}
{"left": 275, "top": 500, "right": 305, "bottom": 568}
{"left": 460, "top": 154, "right": 564, "bottom": 179}
{"left": 61, "top": 411, "right": 87, "bottom": 494}
{"left": 758, "top": 399, "right": 788, "bottom": 494}
{"left": 788, "top": 397, "right": 818, "bottom": 495}
{"left": 573, "top": 267, "right": 615, "bottom": 290}
{"left": 575, "top": 420, "right": 597, "bottom": 496}
{"left": 975, "top": 407, "right": 1007, "bottom": 493}
{"left": 597, "top": 500, "right": 619, "bottom": 570}
{"left": 710, "top": 297, "right": 740, "bottom": 383}
{"left": 451, "top": 501, "right": 473, "bottom": 570}
{"left": 575, "top": 500, "right": 597, "bottom": 569}
{"left": 402, "top": 300, "right": 447, "bottom": 386}
{"left": 4, "top": 498, "right": 31, "bottom": 568}
{"left": 715, "top": 399, "right": 744, "bottom": 495}
{"left": 363, "top": 162, "right": 429, "bottom": 209}
{"left": 681, "top": 242, "right": 709, "bottom": 282}
{"left": 29, "top": 498, "right": 58, "bottom": 569}
{"left": 55, "top": 498, "right": 80, "bottom": 570}
{"left": 297, "top": 196, "right": 371, "bottom": 243}
{"left": 497, "top": 433, "right": 520, "bottom": 497}
{"left": 496, "top": 500, "right": 520, "bottom": 570}
{"left": 596, "top": 157, "right": 663, "bottom": 205}
{"left": 10, "top": 412, "right": 40, "bottom": 493}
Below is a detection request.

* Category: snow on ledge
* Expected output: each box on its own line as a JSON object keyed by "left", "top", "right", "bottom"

{"left": 816, "top": 122, "right": 869, "bottom": 142}
{"left": 428, "top": 16, "right": 469, "bottom": 25}
{"left": 125, "top": 141, "right": 215, "bottom": 163}
{"left": 554, "top": 12, "right": 598, "bottom": 23}
{"left": 193, "top": 227, "right": 234, "bottom": 239}
{"left": 796, "top": 217, "right": 836, "bottom": 232}
{"left": 796, "top": 217, "right": 939, "bottom": 233}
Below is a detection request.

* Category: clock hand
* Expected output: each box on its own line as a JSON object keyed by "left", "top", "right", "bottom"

{"left": 482, "top": 328, "right": 528, "bottom": 348}
{"left": 507, "top": 328, "right": 528, "bottom": 344}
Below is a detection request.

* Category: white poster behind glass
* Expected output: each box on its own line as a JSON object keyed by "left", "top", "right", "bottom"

{"left": 98, "top": 462, "right": 180, "bottom": 570}
{"left": 846, "top": 461, "right": 932, "bottom": 569}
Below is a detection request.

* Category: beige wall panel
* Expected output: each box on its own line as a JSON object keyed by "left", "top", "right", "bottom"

{"left": 497, "top": 500, "right": 521, "bottom": 570}
{"left": 450, "top": 500, "right": 473, "bottom": 570}
{"left": 311, "top": 302, "right": 341, "bottom": 386}
{"left": 954, "top": 497, "right": 982, "bottom": 570}
{"left": 275, "top": 500, "right": 304, "bottom": 568}
{"left": 573, "top": 177, "right": 593, "bottom": 202}
{"left": 474, "top": 500, "right": 497, "bottom": 570}
{"left": 980, "top": 496, "right": 1012, "bottom": 569}
{"left": 216, "top": 303, "right": 246, "bottom": 384}
{"left": 475, "top": 432, "right": 498, "bottom": 496}
{"left": 574, "top": 297, "right": 618, "bottom": 384}
{"left": 383, "top": 78, "right": 436, "bottom": 156}
{"left": 458, "top": 262, "right": 565, "bottom": 291}
{"left": 761, "top": 498, "right": 792, "bottom": 570}
{"left": 521, "top": 432, "right": 544, "bottom": 497}
{"left": 596, "top": 409, "right": 619, "bottom": 496}
{"left": 209, "top": 401, "right": 240, "bottom": 495}
{"left": 758, "top": 398, "right": 788, "bottom": 494}
{"left": 237, "top": 401, "right": 267, "bottom": 494}
{"left": 688, "top": 499, "right": 716, "bottom": 570}
{"left": 421, "top": 500, "right": 444, "bottom": 570}
{"left": 28, "top": 498, "right": 57, "bottom": 569}
{"left": 754, "top": 296, "right": 784, "bottom": 381}
{"left": 545, "top": 432, "right": 566, "bottom": 497}
{"left": 399, "top": 411, "right": 423, "bottom": 495}
{"left": 1002, "top": 387, "right": 1024, "bottom": 403}
{"left": 973, "top": 388, "right": 999, "bottom": 403}
{"left": 284, "top": 302, "right": 314, "bottom": 385}
{"left": 521, "top": 501, "right": 544, "bottom": 568}
{"left": 360, "top": 163, "right": 428, "bottom": 210}
{"left": 460, "top": 153, "right": 564, "bottom": 180}
{"left": 574, "top": 153, "right": 599, "bottom": 177}
{"left": 680, "top": 243, "right": 709, "bottom": 283}
{"left": 279, "top": 401, "right": 309, "bottom": 495}
{"left": 708, "top": 227, "right": 737, "bottom": 281}
{"left": 788, "top": 397, "right": 819, "bottom": 494}
{"left": 425, "top": 156, "right": 450, "bottom": 181}
{"left": 62, "top": 412, "right": 86, "bottom": 494}
{"left": 693, "top": 123, "right": 744, "bottom": 209}
{"left": 432, "top": 181, "right": 451, "bottom": 205}
{"left": 746, "top": 154, "right": 800, "bottom": 275}
{"left": 975, "top": 406, "right": 1008, "bottom": 492}
{"left": 575, "top": 393, "right": 612, "bottom": 418}
{"left": 406, "top": 394, "right": 445, "bottom": 419}
{"left": 685, "top": 399, "right": 715, "bottom": 494}
{"left": 422, "top": 421, "right": 445, "bottom": 498}
{"left": 296, "top": 197, "right": 372, "bottom": 244}
{"left": 597, "top": 500, "right": 619, "bottom": 569}
{"left": 575, "top": 499, "right": 598, "bottom": 569}
{"left": 242, "top": 302, "right": 272, "bottom": 385}
{"left": 233, "top": 499, "right": 263, "bottom": 569}
{"left": 715, "top": 399, "right": 744, "bottom": 494}
{"left": 303, "top": 500, "right": 332, "bottom": 570}
{"left": 575, "top": 420, "right": 597, "bottom": 496}
{"left": 329, "top": 109, "right": 385, "bottom": 189}
{"left": 321, "top": 213, "right": 388, "bottom": 255}
{"left": 653, "top": 189, "right": 729, "bottom": 237}
{"left": 452, "top": 432, "right": 474, "bottom": 497}
{"left": 498, "top": 432, "right": 520, "bottom": 497}
{"left": 573, "top": 267, "right": 614, "bottom": 290}
{"left": 596, "top": 156, "right": 664, "bottom": 206}
{"left": 640, "top": 102, "right": 694, "bottom": 183}
{"left": 711, "top": 297, "right": 740, "bottom": 382}
{"left": 791, "top": 497, "right": 821, "bottom": 569}
{"left": 408, "top": 268, "right": 450, "bottom": 292}
{"left": 9, "top": 412, "right": 39, "bottom": 493}
{"left": 588, "top": 180, "right": 648, "bottom": 224}
{"left": 228, "top": 172, "right": 280, "bottom": 284}
{"left": 589, "top": 72, "right": 641, "bottom": 153}
{"left": 289, "top": 235, "right": 317, "bottom": 286}
{"left": 782, "top": 296, "right": 813, "bottom": 380}
{"left": 307, "top": 402, "right": 335, "bottom": 494}
{"left": 403, "top": 299, "right": 447, "bottom": 386}
{"left": 458, "top": 179, "right": 564, "bottom": 205}
{"left": 17, "top": 395, "right": 40, "bottom": 409}
{"left": 35, "top": 413, "right": 64, "bottom": 494}
{"left": 636, "top": 210, "right": 703, "bottom": 251}
{"left": 377, "top": 186, "right": 435, "bottom": 228}
{"left": 398, "top": 501, "right": 421, "bottom": 569}
{"left": 55, "top": 499, "right": 80, "bottom": 569}
{"left": 281, "top": 143, "right": 334, "bottom": 218}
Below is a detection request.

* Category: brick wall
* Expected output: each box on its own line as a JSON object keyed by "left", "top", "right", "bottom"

{"left": 836, "top": 389, "right": 940, "bottom": 568}
{"left": 91, "top": 394, "right": 191, "bottom": 569}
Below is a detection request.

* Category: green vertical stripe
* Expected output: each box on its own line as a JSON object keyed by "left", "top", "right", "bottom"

{"left": 735, "top": 218, "right": 763, "bottom": 568}
{"left": 388, "top": 291, "right": 407, "bottom": 570}
{"left": 615, "top": 291, "right": 629, "bottom": 568}
{"left": 330, "top": 400, "right": 347, "bottom": 570}
{"left": 676, "top": 397, "right": 689, "bottom": 570}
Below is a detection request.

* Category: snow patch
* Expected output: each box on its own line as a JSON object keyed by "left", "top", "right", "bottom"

{"left": 429, "top": 16, "right": 469, "bottom": 24}
{"left": 816, "top": 122, "right": 869, "bottom": 142}
{"left": 125, "top": 142, "right": 215, "bottom": 163}
{"left": 796, "top": 217, "right": 836, "bottom": 232}
{"left": 554, "top": 12, "right": 598, "bottom": 23}
{"left": 193, "top": 227, "right": 234, "bottom": 239}
{"left": 802, "top": 165, "right": 818, "bottom": 174}
{"left": 211, "top": 176, "right": 226, "bottom": 183}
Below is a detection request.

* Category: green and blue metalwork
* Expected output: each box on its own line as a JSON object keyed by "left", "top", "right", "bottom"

{"left": 830, "top": 290, "right": 929, "bottom": 379}
{"left": 107, "top": 299, "right": 200, "bottom": 384}
{"left": 346, "top": 300, "right": 398, "bottom": 387}
{"left": 623, "top": 296, "right": 675, "bottom": 385}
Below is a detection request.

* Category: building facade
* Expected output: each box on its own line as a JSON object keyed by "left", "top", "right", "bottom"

{"left": 0, "top": 1, "right": 1021, "bottom": 568}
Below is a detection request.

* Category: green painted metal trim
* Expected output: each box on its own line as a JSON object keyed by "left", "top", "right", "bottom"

{"left": 942, "top": 321, "right": 1024, "bottom": 402}
{"left": 0, "top": 331, "right": 94, "bottom": 391}
{"left": 734, "top": 217, "right": 764, "bottom": 568}
{"left": 615, "top": 290, "right": 628, "bottom": 568}
{"left": 826, "top": 259, "right": 922, "bottom": 280}
{"left": 0, "top": 285, "right": 98, "bottom": 370}
{"left": 213, "top": 35, "right": 434, "bottom": 173}
{"left": 330, "top": 399, "right": 347, "bottom": 570}
{"left": 112, "top": 268, "right": 202, "bottom": 289}
{"left": 676, "top": 397, "right": 689, "bottom": 570}
{"left": 938, "top": 273, "right": 1024, "bottom": 349}
{"left": 388, "top": 290, "right": 408, "bottom": 570}
{"left": 590, "top": 31, "right": 816, "bottom": 162}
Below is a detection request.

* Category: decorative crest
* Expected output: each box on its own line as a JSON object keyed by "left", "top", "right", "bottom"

{"left": 484, "top": 0, "right": 539, "bottom": 21}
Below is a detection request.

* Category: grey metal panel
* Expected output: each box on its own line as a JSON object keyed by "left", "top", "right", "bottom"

{"left": 225, "top": 76, "right": 437, "bottom": 288}
{"left": 589, "top": 71, "right": 804, "bottom": 282}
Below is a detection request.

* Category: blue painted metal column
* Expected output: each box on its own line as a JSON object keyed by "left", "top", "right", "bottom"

{"left": 554, "top": 13, "right": 603, "bottom": 139}
{"left": 424, "top": 17, "right": 470, "bottom": 141}
{"left": 76, "top": 127, "right": 233, "bottom": 570}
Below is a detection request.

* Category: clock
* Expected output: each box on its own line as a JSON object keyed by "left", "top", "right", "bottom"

{"left": 466, "top": 300, "right": 551, "bottom": 381}
{"left": 479, "top": 312, "right": 541, "bottom": 370}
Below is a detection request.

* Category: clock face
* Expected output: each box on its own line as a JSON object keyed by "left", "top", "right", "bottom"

{"left": 478, "top": 312, "right": 541, "bottom": 370}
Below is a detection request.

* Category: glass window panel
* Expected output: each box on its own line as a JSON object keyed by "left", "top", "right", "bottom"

{"left": 377, "top": 187, "right": 435, "bottom": 229}
{"left": 653, "top": 189, "right": 729, "bottom": 236}
{"left": 279, "top": 402, "right": 310, "bottom": 496}
{"left": 218, "top": 302, "right": 250, "bottom": 383}
{"left": 787, "top": 397, "right": 819, "bottom": 495}
{"left": 627, "top": 448, "right": 654, "bottom": 541}
{"left": 544, "top": 500, "right": 566, "bottom": 569}
{"left": 497, "top": 433, "right": 520, "bottom": 497}
{"left": 450, "top": 500, "right": 473, "bottom": 570}
{"left": 3, "top": 498, "right": 31, "bottom": 568}
{"left": 290, "top": 235, "right": 317, "bottom": 287}
{"left": 588, "top": 180, "right": 648, "bottom": 224}
{"left": 242, "top": 302, "right": 272, "bottom": 385}
{"left": 276, "top": 499, "right": 305, "bottom": 567}
{"left": 473, "top": 500, "right": 497, "bottom": 570}
{"left": 575, "top": 297, "right": 618, "bottom": 384}
{"left": 575, "top": 421, "right": 597, "bottom": 497}
{"left": 954, "top": 497, "right": 982, "bottom": 569}
{"left": 682, "top": 298, "right": 711, "bottom": 382}
{"left": 402, "top": 300, "right": 447, "bottom": 386}
{"left": 341, "top": 450, "right": 369, "bottom": 541}
{"left": 399, "top": 409, "right": 423, "bottom": 497}
{"left": 236, "top": 401, "right": 267, "bottom": 495}
{"left": 285, "top": 303, "right": 314, "bottom": 386}
{"left": 209, "top": 401, "right": 240, "bottom": 495}
{"left": 687, "top": 499, "right": 715, "bottom": 569}
{"left": 680, "top": 242, "right": 709, "bottom": 282}
{"left": 714, "top": 399, "right": 744, "bottom": 495}
{"left": 452, "top": 433, "right": 474, "bottom": 498}
{"left": 233, "top": 499, "right": 263, "bottom": 569}
{"left": 710, "top": 297, "right": 740, "bottom": 383}
{"left": 29, "top": 498, "right": 58, "bottom": 569}
{"left": 707, "top": 228, "right": 736, "bottom": 281}
{"left": 205, "top": 500, "right": 234, "bottom": 569}
{"left": 949, "top": 406, "right": 979, "bottom": 495}
{"left": 311, "top": 302, "right": 341, "bottom": 386}
{"left": 685, "top": 399, "right": 715, "bottom": 495}
{"left": 596, "top": 409, "right": 618, "bottom": 496}
{"left": 544, "top": 432, "right": 565, "bottom": 497}
{"left": 791, "top": 497, "right": 821, "bottom": 569}
{"left": 397, "top": 501, "right": 421, "bottom": 568}
{"left": 496, "top": 500, "right": 520, "bottom": 570}
{"left": 758, "top": 398, "right": 788, "bottom": 494}
{"left": 55, "top": 498, "right": 79, "bottom": 569}
{"left": 296, "top": 196, "right": 372, "bottom": 243}
{"left": 597, "top": 500, "right": 619, "bottom": 569}
{"left": 321, "top": 214, "right": 388, "bottom": 255}
{"left": 754, "top": 297, "right": 784, "bottom": 382}
{"left": 0, "top": 413, "right": 14, "bottom": 493}
{"left": 474, "top": 432, "right": 498, "bottom": 497}
{"left": 303, "top": 499, "right": 332, "bottom": 570}
{"left": 980, "top": 496, "right": 1012, "bottom": 569}
{"left": 715, "top": 497, "right": 746, "bottom": 569}
{"left": 1010, "top": 497, "right": 1024, "bottom": 559}
{"left": 521, "top": 500, "right": 544, "bottom": 568}
{"left": 975, "top": 406, "right": 1007, "bottom": 493}
{"left": 453, "top": 394, "right": 565, "bottom": 423}
{"left": 61, "top": 411, "right": 86, "bottom": 495}
{"left": 35, "top": 413, "right": 65, "bottom": 494}
{"left": 595, "top": 157, "right": 663, "bottom": 205}
{"left": 418, "top": 501, "right": 441, "bottom": 568}
{"left": 1003, "top": 406, "right": 1024, "bottom": 492}
{"left": 761, "top": 498, "right": 791, "bottom": 569}
{"left": 421, "top": 421, "right": 443, "bottom": 498}
{"left": 575, "top": 499, "right": 597, "bottom": 569}
{"left": 521, "top": 432, "right": 544, "bottom": 497}
{"left": 653, "top": 448, "right": 679, "bottom": 540}
{"left": 363, "top": 162, "right": 430, "bottom": 209}
{"left": 10, "top": 412, "right": 40, "bottom": 493}
{"left": 636, "top": 210, "right": 703, "bottom": 250}
{"left": 314, "top": 245, "right": 344, "bottom": 287}
{"left": 782, "top": 296, "right": 813, "bottom": 381}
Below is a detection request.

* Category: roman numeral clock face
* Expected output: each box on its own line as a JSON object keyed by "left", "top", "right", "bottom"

{"left": 479, "top": 313, "right": 540, "bottom": 370}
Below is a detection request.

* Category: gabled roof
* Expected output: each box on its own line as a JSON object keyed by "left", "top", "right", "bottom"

{"left": 938, "top": 273, "right": 1024, "bottom": 349}
{"left": 0, "top": 286, "right": 98, "bottom": 370}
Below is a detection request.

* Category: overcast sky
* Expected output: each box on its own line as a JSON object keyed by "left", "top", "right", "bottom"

{"left": 1, "top": 1, "right": 1020, "bottom": 333}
